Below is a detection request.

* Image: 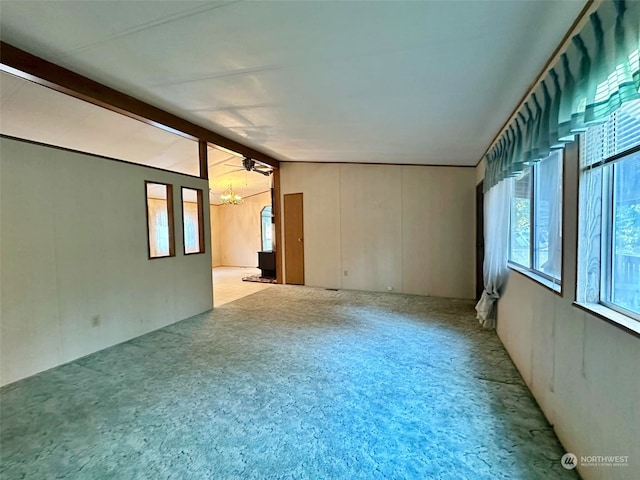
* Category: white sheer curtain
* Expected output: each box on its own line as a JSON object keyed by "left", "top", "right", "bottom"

{"left": 476, "top": 178, "right": 513, "bottom": 329}
{"left": 542, "top": 157, "right": 563, "bottom": 279}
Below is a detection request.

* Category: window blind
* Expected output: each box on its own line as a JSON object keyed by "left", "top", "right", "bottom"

{"left": 581, "top": 97, "right": 640, "bottom": 167}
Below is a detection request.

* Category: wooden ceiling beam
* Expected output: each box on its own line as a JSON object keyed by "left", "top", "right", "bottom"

{"left": 0, "top": 41, "right": 280, "bottom": 169}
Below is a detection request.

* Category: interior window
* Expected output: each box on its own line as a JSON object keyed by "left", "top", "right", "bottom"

{"left": 146, "top": 182, "right": 175, "bottom": 259}
{"left": 182, "top": 187, "right": 205, "bottom": 255}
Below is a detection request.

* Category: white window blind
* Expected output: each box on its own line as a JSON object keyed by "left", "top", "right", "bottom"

{"left": 582, "top": 98, "right": 640, "bottom": 168}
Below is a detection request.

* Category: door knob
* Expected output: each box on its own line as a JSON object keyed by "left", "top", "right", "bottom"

{"left": 297, "top": 237, "right": 303, "bottom": 242}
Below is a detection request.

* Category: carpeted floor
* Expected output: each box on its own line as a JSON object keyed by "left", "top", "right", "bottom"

{"left": 0, "top": 286, "right": 577, "bottom": 479}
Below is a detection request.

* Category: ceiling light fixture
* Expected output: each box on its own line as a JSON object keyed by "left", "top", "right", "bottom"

{"left": 219, "top": 184, "right": 243, "bottom": 205}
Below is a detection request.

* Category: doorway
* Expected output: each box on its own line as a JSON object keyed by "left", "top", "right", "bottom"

{"left": 284, "top": 193, "right": 304, "bottom": 285}
{"left": 208, "top": 148, "right": 276, "bottom": 306}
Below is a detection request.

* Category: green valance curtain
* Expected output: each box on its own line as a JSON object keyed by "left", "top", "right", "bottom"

{"left": 484, "top": 0, "right": 639, "bottom": 191}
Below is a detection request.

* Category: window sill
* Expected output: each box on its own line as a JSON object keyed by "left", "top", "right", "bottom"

{"left": 573, "top": 302, "right": 640, "bottom": 338}
{"left": 507, "top": 263, "right": 562, "bottom": 296}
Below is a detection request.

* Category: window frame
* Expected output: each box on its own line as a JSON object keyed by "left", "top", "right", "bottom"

{"left": 509, "top": 167, "right": 533, "bottom": 270}
{"left": 260, "top": 205, "right": 273, "bottom": 252}
{"left": 508, "top": 150, "right": 565, "bottom": 295}
{"left": 596, "top": 147, "right": 640, "bottom": 322}
{"left": 181, "top": 186, "right": 206, "bottom": 256}
{"left": 145, "top": 180, "right": 175, "bottom": 260}
{"left": 576, "top": 96, "right": 640, "bottom": 327}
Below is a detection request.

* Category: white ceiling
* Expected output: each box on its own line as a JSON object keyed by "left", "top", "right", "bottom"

{"left": 0, "top": 0, "right": 586, "bottom": 166}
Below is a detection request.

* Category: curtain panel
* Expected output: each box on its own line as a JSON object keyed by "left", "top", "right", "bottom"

{"left": 476, "top": 178, "right": 513, "bottom": 328}
{"left": 484, "top": 0, "right": 639, "bottom": 192}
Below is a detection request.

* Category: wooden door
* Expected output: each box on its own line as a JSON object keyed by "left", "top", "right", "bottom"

{"left": 476, "top": 181, "right": 485, "bottom": 300}
{"left": 284, "top": 193, "right": 304, "bottom": 285}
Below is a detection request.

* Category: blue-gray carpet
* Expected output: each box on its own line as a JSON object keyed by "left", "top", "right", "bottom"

{"left": 1, "top": 286, "right": 577, "bottom": 479}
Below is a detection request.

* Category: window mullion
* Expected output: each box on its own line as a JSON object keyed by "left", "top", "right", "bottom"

{"left": 600, "top": 166, "right": 614, "bottom": 304}
{"left": 530, "top": 164, "right": 536, "bottom": 271}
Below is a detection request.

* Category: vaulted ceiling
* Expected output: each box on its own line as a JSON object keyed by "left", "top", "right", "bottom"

{"left": 1, "top": 0, "right": 586, "bottom": 168}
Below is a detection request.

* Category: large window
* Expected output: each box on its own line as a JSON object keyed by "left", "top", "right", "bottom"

{"left": 509, "top": 149, "right": 563, "bottom": 288}
{"left": 579, "top": 98, "right": 640, "bottom": 320}
{"left": 145, "top": 181, "right": 175, "bottom": 259}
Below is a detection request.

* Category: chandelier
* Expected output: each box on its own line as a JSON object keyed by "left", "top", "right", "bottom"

{"left": 220, "top": 184, "right": 243, "bottom": 205}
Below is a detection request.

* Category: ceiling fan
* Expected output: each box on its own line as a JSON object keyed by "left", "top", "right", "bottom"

{"left": 224, "top": 156, "right": 273, "bottom": 176}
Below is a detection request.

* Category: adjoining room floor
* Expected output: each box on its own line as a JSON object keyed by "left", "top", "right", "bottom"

{"left": 0, "top": 287, "right": 577, "bottom": 479}
{"left": 213, "top": 266, "right": 273, "bottom": 307}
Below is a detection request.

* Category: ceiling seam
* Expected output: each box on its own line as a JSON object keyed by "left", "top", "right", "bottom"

{"left": 61, "top": 0, "right": 243, "bottom": 59}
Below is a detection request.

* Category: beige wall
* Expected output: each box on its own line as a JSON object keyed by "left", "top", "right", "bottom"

{"left": 211, "top": 191, "right": 271, "bottom": 268}
{"left": 0, "top": 137, "right": 213, "bottom": 386}
{"left": 210, "top": 205, "right": 222, "bottom": 267}
{"left": 498, "top": 275, "right": 640, "bottom": 480}
{"left": 485, "top": 143, "right": 640, "bottom": 479}
{"left": 280, "top": 162, "right": 476, "bottom": 298}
